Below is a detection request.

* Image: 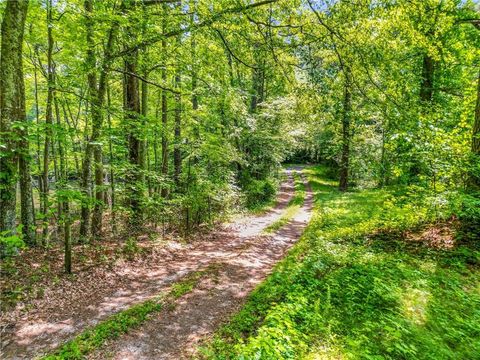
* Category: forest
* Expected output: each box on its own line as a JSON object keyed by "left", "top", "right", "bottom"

{"left": 0, "top": 0, "right": 479, "bottom": 359}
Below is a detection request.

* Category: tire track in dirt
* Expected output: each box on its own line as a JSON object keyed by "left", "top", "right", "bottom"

{"left": 88, "top": 168, "right": 314, "bottom": 360}
{"left": 2, "top": 170, "right": 307, "bottom": 360}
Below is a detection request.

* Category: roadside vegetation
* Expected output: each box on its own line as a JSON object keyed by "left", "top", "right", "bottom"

{"left": 199, "top": 166, "right": 480, "bottom": 360}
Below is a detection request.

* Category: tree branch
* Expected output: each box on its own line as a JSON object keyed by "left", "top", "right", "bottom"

{"left": 215, "top": 29, "right": 258, "bottom": 69}
{"left": 110, "top": 68, "right": 180, "bottom": 94}
{"left": 114, "top": 0, "right": 279, "bottom": 58}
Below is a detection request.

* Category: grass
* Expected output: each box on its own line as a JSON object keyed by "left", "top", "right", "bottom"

{"left": 42, "top": 264, "right": 220, "bottom": 360}
{"left": 263, "top": 171, "right": 306, "bottom": 234}
{"left": 198, "top": 165, "right": 480, "bottom": 360}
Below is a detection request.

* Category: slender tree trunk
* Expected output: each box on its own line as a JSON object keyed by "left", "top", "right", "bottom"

{"left": 54, "top": 96, "right": 65, "bottom": 225}
{"left": 41, "top": 0, "right": 55, "bottom": 244}
{"left": 107, "top": 84, "right": 117, "bottom": 233}
{"left": 19, "top": 128, "right": 35, "bottom": 245}
{"left": 339, "top": 70, "right": 352, "bottom": 192}
{"left": 82, "top": 0, "right": 118, "bottom": 238}
{"left": 142, "top": 74, "right": 152, "bottom": 192}
{"left": 171, "top": 2, "right": 182, "bottom": 188}
{"left": 80, "top": 0, "right": 96, "bottom": 239}
{"left": 125, "top": 51, "right": 143, "bottom": 220}
{"left": 173, "top": 41, "right": 182, "bottom": 187}
{"left": 379, "top": 123, "right": 388, "bottom": 187}
{"left": 190, "top": 1, "right": 200, "bottom": 146}
{"left": 64, "top": 202, "right": 72, "bottom": 273}
{"left": 0, "top": 0, "right": 30, "bottom": 238}
{"left": 154, "top": 89, "right": 160, "bottom": 174}
{"left": 54, "top": 95, "right": 71, "bottom": 273}
{"left": 33, "top": 62, "right": 42, "bottom": 220}
{"left": 470, "top": 70, "right": 480, "bottom": 190}
{"left": 161, "top": 24, "right": 169, "bottom": 198}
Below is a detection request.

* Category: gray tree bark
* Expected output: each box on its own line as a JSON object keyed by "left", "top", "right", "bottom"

{"left": 0, "top": 0, "right": 33, "bottom": 243}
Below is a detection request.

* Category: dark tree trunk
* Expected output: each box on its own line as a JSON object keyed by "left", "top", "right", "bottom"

{"left": 161, "top": 23, "right": 169, "bottom": 198}
{"left": 0, "top": 0, "right": 30, "bottom": 239}
{"left": 123, "top": 6, "right": 144, "bottom": 223}
{"left": 339, "top": 70, "right": 352, "bottom": 192}
{"left": 470, "top": 70, "right": 480, "bottom": 190}
{"left": 172, "top": 1, "right": 182, "bottom": 189}
{"left": 174, "top": 42, "right": 182, "bottom": 187}
{"left": 80, "top": 0, "right": 96, "bottom": 239}
{"left": 82, "top": 0, "right": 118, "bottom": 238}
{"left": 41, "top": 0, "right": 55, "bottom": 244}
{"left": 106, "top": 84, "right": 117, "bottom": 233}
{"left": 420, "top": 54, "right": 435, "bottom": 103}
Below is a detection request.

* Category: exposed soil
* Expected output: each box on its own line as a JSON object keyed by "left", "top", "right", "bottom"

{"left": 1, "top": 168, "right": 313, "bottom": 359}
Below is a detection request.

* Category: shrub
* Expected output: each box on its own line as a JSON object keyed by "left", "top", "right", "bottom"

{"left": 244, "top": 179, "right": 277, "bottom": 208}
{"left": 0, "top": 227, "right": 25, "bottom": 258}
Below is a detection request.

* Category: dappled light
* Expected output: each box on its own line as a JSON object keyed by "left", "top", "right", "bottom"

{"left": 1, "top": 0, "right": 479, "bottom": 358}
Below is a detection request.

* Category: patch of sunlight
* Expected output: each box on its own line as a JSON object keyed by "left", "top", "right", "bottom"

{"left": 305, "top": 342, "right": 346, "bottom": 360}
{"left": 463, "top": 280, "right": 480, "bottom": 296}
{"left": 418, "top": 260, "right": 437, "bottom": 273}
{"left": 358, "top": 250, "right": 383, "bottom": 264}
{"left": 401, "top": 283, "right": 431, "bottom": 325}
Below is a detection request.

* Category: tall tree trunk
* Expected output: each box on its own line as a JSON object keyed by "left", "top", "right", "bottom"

{"left": 80, "top": 0, "right": 97, "bottom": 239}
{"left": 123, "top": 0, "right": 143, "bottom": 223}
{"left": 33, "top": 62, "right": 42, "bottom": 221}
{"left": 141, "top": 74, "right": 148, "bottom": 193}
{"left": 19, "top": 118, "right": 35, "bottom": 245}
{"left": 63, "top": 200, "right": 72, "bottom": 273}
{"left": 470, "top": 70, "right": 480, "bottom": 190}
{"left": 0, "top": 0, "right": 30, "bottom": 239}
{"left": 41, "top": 0, "right": 55, "bottom": 244}
{"left": 106, "top": 83, "right": 117, "bottom": 233}
{"left": 420, "top": 54, "right": 435, "bottom": 103}
{"left": 82, "top": 0, "right": 118, "bottom": 238}
{"left": 339, "top": 70, "right": 352, "bottom": 192}
{"left": 190, "top": 0, "right": 200, "bottom": 145}
{"left": 154, "top": 90, "right": 160, "bottom": 175}
{"left": 161, "top": 12, "right": 169, "bottom": 198}
{"left": 125, "top": 50, "right": 143, "bottom": 221}
{"left": 173, "top": 33, "right": 182, "bottom": 187}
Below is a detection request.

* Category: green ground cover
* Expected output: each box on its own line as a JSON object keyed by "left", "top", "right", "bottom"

{"left": 199, "top": 166, "right": 480, "bottom": 360}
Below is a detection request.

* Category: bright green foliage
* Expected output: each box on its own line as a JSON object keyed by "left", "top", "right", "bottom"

{"left": 200, "top": 166, "right": 480, "bottom": 360}
{"left": 1, "top": 0, "right": 478, "bottom": 254}
{"left": 0, "top": 226, "right": 25, "bottom": 257}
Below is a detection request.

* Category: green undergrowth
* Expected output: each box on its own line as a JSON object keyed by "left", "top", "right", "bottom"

{"left": 263, "top": 171, "right": 306, "bottom": 234}
{"left": 42, "top": 264, "right": 220, "bottom": 360}
{"left": 198, "top": 166, "right": 480, "bottom": 360}
{"left": 246, "top": 173, "right": 286, "bottom": 215}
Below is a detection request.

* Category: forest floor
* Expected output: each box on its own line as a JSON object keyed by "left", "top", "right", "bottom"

{"left": 1, "top": 167, "right": 314, "bottom": 359}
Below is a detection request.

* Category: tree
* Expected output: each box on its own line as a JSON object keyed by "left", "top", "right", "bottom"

{"left": 0, "top": 0, "right": 33, "bottom": 244}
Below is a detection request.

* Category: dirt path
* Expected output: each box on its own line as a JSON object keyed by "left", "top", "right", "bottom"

{"left": 89, "top": 170, "right": 314, "bottom": 360}
{"left": 1, "top": 168, "right": 313, "bottom": 360}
